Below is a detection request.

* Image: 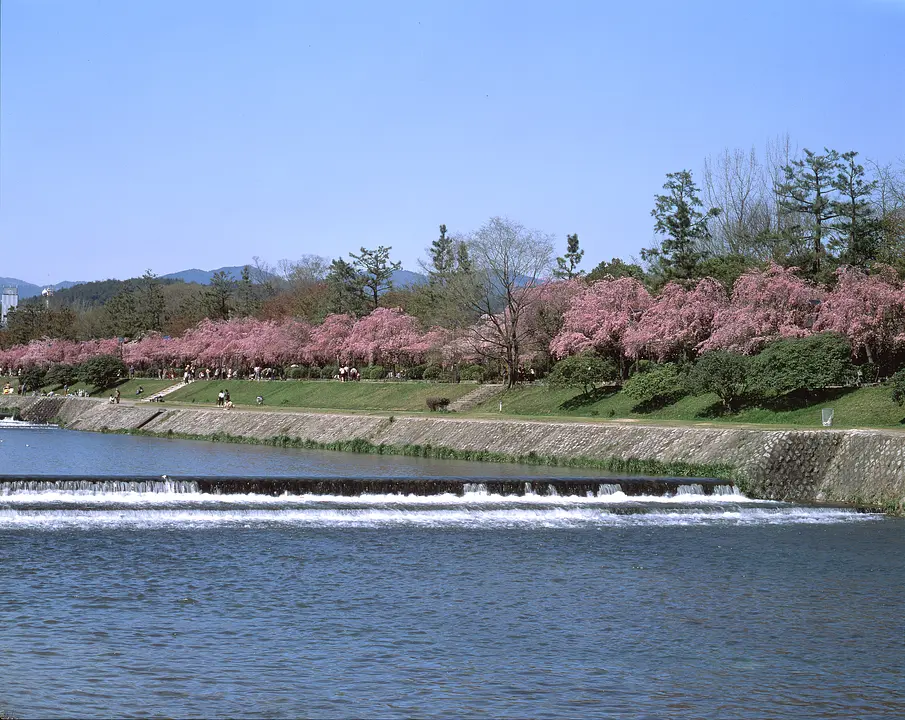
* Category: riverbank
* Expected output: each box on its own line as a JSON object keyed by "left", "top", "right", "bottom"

{"left": 2, "top": 395, "right": 903, "bottom": 513}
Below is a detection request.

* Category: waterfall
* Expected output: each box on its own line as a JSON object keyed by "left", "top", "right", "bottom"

{"left": 463, "top": 483, "right": 488, "bottom": 495}
{"left": 0, "top": 480, "right": 200, "bottom": 495}
{"left": 674, "top": 484, "right": 706, "bottom": 496}
{"left": 597, "top": 483, "right": 622, "bottom": 496}
{"left": 711, "top": 484, "right": 740, "bottom": 496}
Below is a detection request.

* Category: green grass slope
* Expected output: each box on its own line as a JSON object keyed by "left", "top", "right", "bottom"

{"left": 165, "top": 379, "right": 475, "bottom": 412}
{"left": 471, "top": 384, "right": 905, "bottom": 429}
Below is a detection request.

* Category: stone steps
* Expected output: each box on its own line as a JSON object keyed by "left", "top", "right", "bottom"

{"left": 144, "top": 382, "right": 189, "bottom": 402}
{"left": 448, "top": 383, "right": 505, "bottom": 412}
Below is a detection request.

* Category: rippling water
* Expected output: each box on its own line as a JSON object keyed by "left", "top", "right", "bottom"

{"left": 1, "top": 427, "right": 903, "bottom": 719}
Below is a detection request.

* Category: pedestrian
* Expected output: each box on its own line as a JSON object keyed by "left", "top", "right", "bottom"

{"left": 217, "top": 390, "right": 224, "bottom": 407}
{"left": 115, "top": 389, "right": 121, "bottom": 404}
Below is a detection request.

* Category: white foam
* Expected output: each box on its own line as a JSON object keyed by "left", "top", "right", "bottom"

{"left": 0, "top": 505, "right": 876, "bottom": 530}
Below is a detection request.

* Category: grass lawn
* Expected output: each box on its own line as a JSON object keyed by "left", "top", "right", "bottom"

{"left": 470, "top": 384, "right": 905, "bottom": 429}
{"left": 2, "top": 375, "right": 176, "bottom": 399}
{"left": 165, "top": 379, "right": 477, "bottom": 412}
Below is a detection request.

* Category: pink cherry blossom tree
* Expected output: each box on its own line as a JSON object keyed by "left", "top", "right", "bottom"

{"left": 700, "top": 264, "right": 823, "bottom": 354}
{"left": 814, "top": 265, "right": 905, "bottom": 370}
{"left": 551, "top": 277, "right": 653, "bottom": 374}
{"left": 623, "top": 278, "right": 728, "bottom": 361}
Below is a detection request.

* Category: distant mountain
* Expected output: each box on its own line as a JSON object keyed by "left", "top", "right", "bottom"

{"left": 391, "top": 269, "right": 428, "bottom": 288}
{"left": 160, "top": 266, "right": 248, "bottom": 284}
{"left": 0, "top": 266, "right": 427, "bottom": 300}
{"left": 0, "top": 278, "right": 85, "bottom": 299}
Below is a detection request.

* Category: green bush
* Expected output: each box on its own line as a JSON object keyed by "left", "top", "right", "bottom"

{"left": 622, "top": 362, "right": 688, "bottom": 408}
{"left": 891, "top": 369, "right": 905, "bottom": 407}
{"left": 407, "top": 364, "right": 426, "bottom": 380}
{"left": 78, "top": 355, "right": 127, "bottom": 390}
{"left": 285, "top": 366, "right": 308, "bottom": 380}
{"left": 422, "top": 364, "right": 443, "bottom": 381}
{"left": 426, "top": 396, "right": 451, "bottom": 411}
{"left": 320, "top": 365, "right": 339, "bottom": 380}
{"left": 364, "top": 365, "right": 386, "bottom": 380}
{"left": 547, "top": 354, "right": 617, "bottom": 395}
{"left": 689, "top": 351, "right": 751, "bottom": 410}
{"left": 20, "top": 366, "right": 46, "bottom": 392}
{"left": 752, "top": 333, "right": 856, "bottom": 397}
{"left": 45, "top": 363, "right": 79, "bottom": 389}
{"left": 459, "top": 365, "right": 485, "bottom": 383}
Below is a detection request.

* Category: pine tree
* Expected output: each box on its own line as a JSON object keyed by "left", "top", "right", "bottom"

{"left": 776, "top": 148, "right": 841, "bottom": 274}
{"left": 325, "top": 258, "right": 366, "bottom": 316}
{"left": 349, "top": 245, "right": 402, "bottom": 311}
{"left": 428, "top": 225, "right": 455, "bottom": 284}
{"left": 642, "top": 170, "right": 719, "bottom": 281}
{"left": 832, "top": 151, "right": 879, "bottom": 268}
{"left": 553, "top": 233, "right": 585, "bottom": 279}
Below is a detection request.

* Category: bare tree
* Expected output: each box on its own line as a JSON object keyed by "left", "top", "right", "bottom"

{"left": 452, "top": 217, "right": 554, "bottom": 388}
{"left": 702, "top": 147, "right": 772, "bottom": 257}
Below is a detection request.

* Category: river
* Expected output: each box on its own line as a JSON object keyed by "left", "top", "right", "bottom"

{"left": 1, "top": 425, "right": 903, "bottom": 718}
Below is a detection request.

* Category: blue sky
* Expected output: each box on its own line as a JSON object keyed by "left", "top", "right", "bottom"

{"left": 2, "top": 0, "right": 903, "bottom": 284}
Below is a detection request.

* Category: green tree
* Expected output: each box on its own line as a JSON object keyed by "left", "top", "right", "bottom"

{"left": 325, "top": 258, "right": 366, "bottom": 316}
{"left": 45, "top": 363, "right": 79, "bottom": 389}
{"left": 78, "top": 355, "right": 127, "bottom": 390}
{"left": 891, "top": 369, "right": 905, "bottom": 407}
{"left": 752, "top": 332, "right": 855, "bottom": 397}
{"left": 20, "top": 366, "right": 46, "bottom": 392}
{"left": 776, "top": 148, "right": 841, "bottom": 274}
{"left": 553, "top": 233, "right": 584, "bottom": 279}
{"left": 622, "top": 363, "right": 689, "bottom": 408}
{"left": 689, "top": 351, "right": 751, "bottom": 410}
{"left": 587, "top": 257, "right": 647, "bottom": 283}
{"left": 427, "top": 225, "right": 455, "bottom": 284}
{"left": 203, "top": 271, "right": 235, "bottom": 321}
{"left": 832, "top": 151, "right": 879, "bottom": 267}
{"left": 547, "top": 354, "right": 616, "bottom": 395}
{"left": 236, "top": 266, "right": 261, "bottom": 317}
{"left": 349, "top": 245, "right": 402, "bottom": 311}
{"left": 642, "top": 170, "right": 720, "bottom": 282}
{"left": 140, "top": 270, "right": 166, "bottom": 332}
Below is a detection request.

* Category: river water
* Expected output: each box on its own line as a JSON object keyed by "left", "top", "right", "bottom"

{"left": 1, "top": 425, "right": 903, "bottom": 718}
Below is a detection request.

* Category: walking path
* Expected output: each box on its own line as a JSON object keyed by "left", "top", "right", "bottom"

{"left": 144, "top": 382, "right": 188, "bottom": 402}
{"left": 448, "top": 383, "right": 505, "bottom": 413}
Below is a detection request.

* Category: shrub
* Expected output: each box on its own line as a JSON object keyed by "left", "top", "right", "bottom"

{"left": 320, "top": 365, "right": 339, "bottom": 380}
{"left": 78, "top": 355, "right": 127, "bottom": 390}
{"left": 45, "top": 363, "right": 79, "bottom": 388}
{"left": 891, "top": 369, "right": 905, "bottom": 407}
{"left": 365, "top": 365, "right": 386, "bottom": 380}
{"left": 752, "top": 332, "right": 856, "bottom": 397}
{"left": 622, "top": 362, "right": 688, "bottom": 408}
{"left": 547, "top": 354, "right": 618, "bottom": 395}
{"left": 459, "top": 365, "right": 485, "bottom": 383}
{"left": 689, "top": 351, "right": 751, "bottom": 410}
{"left": 422, "top": 364, "right": 443, "bottom": 381}
{"left": 285, "top": 366, "right": 308, "bottom": 380}
{"left": 20, "top": 366, "right": 46, "bottom": 392}
{"left": 426, "top": 396, "right": 451, "bottom": 411}
{"left": 407, "top": 364, "right": 426, "bottom": 380}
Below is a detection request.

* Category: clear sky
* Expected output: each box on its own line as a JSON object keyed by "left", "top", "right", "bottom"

{"left": 1, "top": 0, "right": 903, "bottom": 284}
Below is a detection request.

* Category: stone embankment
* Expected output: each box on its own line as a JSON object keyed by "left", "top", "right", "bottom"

{"left": 2, "top": 395, "right": 903, "bottom": 511}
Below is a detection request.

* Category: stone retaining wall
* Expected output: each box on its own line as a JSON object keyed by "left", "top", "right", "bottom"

{"left": 2, "top": 395, "right": 903, "bottom": 510}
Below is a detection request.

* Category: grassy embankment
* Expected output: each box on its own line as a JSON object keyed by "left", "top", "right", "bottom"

{"left": 470, "top": 384, "right": 905, "bottom": 429}
{"left": 6, "top": 372, "right": 903, "bottom": 429}
{"left": 164, "top": 379, "right": 476, "bottom": 412}
{"left": 1, "top": 376, "right": 175, "bottom": 399}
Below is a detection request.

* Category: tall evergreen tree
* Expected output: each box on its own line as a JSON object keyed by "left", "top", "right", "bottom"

{"left": 203, "top": 271, "right": 235, "bottom": 321}
{"left": 325, "top": 258, "right": 366, "bottom": 316}
{"left": 349, "top": 245, "right": 402, "bottom": 310}
{"left": 776, "top": 148, "right": 840, "bottom": 274}
{"left": 427, "top": 225, "right": 455, "bottom": 284}
{"left": 642, "top": 170, "right": 719, "bottom": 281}
{"left": 236, "top": 266, "right": 261, "bottom": 317}
{"left": 832, "top": 151, "right": 879, "bottom": 267}
{"left": 553, "top": 233, "right": 585, "bottom": 279}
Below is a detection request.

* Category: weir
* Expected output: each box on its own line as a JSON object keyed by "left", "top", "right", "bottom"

{"left": 0, "top": 475, "right": 735, "bottom": 497}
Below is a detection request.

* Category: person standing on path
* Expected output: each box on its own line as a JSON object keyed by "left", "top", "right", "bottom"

{"left": 115, "top": 389, "right": 121, "bottom": 404}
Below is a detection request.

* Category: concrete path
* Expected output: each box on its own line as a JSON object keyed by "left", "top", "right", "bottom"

{"left": 448, "top": 383, "right": 504, "bottom": 412}
{"left": 144, "top": 382, "right": 189, "bottom": 402}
